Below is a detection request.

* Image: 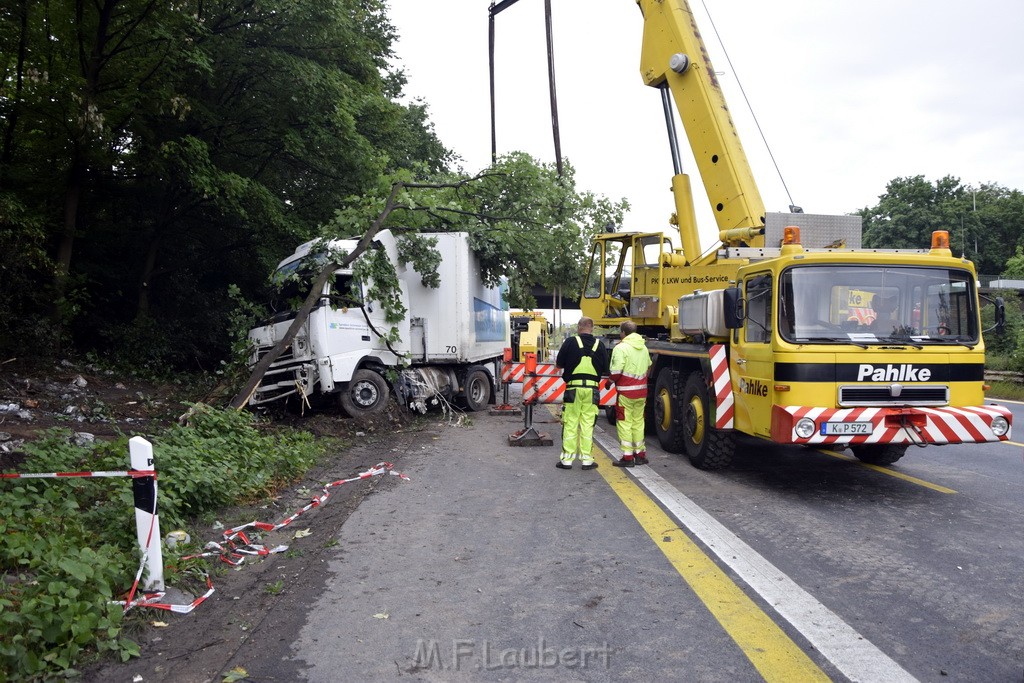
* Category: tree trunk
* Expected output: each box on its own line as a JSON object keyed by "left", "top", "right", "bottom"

{"left": 53, "top": 154, "right": 84, "bottom": 324}
{"left": 136, "top": 229, "right": 162, "bottom": 318}
{"left": 0, "top": 0, "right": 28, "bottom": 179}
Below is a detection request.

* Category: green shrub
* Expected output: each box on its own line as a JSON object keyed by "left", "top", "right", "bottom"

{"left": 0, "top": 405, "right": 326, "bottom": 680}
{"left": 986, "top": 380, "right": 1024, "bottom": 401}
{"left": 0, "top": 483, "right": 139, "bottom": 679}
{"left": 152, "top": 404, "right": 323, "bottom": 528}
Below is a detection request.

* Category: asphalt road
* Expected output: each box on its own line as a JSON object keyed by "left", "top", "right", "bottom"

{"left": 640, "top": 398, "right": 1024, "bottom": 683}
{"left": 256, "top": 398, "right": 1024, "bottom": 682}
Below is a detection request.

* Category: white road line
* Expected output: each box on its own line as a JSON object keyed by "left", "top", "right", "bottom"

{"left": 593, "top": 431, "right": 918, "bottom": 683}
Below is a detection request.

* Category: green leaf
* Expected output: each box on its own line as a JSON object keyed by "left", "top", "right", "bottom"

{"left": 58, "top": 558, "right": 91, "bottom": 583}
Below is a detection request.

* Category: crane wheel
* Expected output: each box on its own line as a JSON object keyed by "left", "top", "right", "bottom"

{"left": 653, "top": 367, "right": 688, "bottom": 452}
{"left": 680, "top": 371, "right": 734, "bottom": 470}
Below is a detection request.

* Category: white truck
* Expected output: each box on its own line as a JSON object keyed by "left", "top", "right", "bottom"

{"left": 247, "top": 230, "right": 510, "bottom": 416}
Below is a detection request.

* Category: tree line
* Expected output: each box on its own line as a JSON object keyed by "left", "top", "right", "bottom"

{"left": 0, "top": 0, "right": 625, "bottom": 372}
{"left": 859, "top": 175, "right": 1024, "bottom": 279}
{"left": 3, "top": 2, "right": 1023, "bottom": 374}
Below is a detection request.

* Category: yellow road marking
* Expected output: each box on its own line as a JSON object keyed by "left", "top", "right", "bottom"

{"left": 593, "top": 449, "right": 830, "bottom": 682}
{"left": 1002, "top": 440, "right": 1024, "bottom": 448}
{"left": 815, "top": 449, "right": 956, "bottom": 494}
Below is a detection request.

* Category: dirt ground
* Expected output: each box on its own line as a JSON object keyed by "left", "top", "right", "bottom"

{"left": 0, "top": 358, "right": 194, "bottom": 468}
{"left": 0, "top": 358, "right": 431, "bottom": 682}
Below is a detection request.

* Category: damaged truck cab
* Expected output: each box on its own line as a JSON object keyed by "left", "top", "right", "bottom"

{"left": 247, "top": 231, "right": 509, "bottom": 416}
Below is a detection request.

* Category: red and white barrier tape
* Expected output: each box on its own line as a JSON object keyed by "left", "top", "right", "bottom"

{"left": 2, "top": 461, "right": 407, "bottom": 614}
{"left": 0, "top": 469, "right": 156, "bottom": 479}
{"left": 119, "top": 494, "right": 161, "bottom": 612}
{"left": 115, "top": 461, "right": 408, "bottom": 612}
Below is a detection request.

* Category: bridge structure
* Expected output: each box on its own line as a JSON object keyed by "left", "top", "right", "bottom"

{"left": 528, "top": 284, "right": 579, "bottom": 310}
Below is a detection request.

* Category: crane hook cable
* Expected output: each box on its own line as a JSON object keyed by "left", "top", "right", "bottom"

{"left": 698, "top": 0, "right": 798, "bottom": 210}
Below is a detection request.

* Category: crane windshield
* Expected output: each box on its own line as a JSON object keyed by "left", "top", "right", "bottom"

{"left": 778, "top": 265, "right": 978, "bottom": 345}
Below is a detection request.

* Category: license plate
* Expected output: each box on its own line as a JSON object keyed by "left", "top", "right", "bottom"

{"left": 820, "top": 421, "right": 872, "bottom": 436}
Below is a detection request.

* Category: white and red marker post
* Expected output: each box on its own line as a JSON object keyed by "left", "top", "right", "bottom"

{"left": 129, "top": 436, "right": 163, "bottom": 592}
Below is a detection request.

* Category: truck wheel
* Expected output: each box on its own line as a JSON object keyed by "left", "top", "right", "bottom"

{"left": 680, "top": 371, "right": 734, "bottom": 470}
{"left": 644, "top": 395, "right": 657, "bottom": 434}
{"left": 850, "top": 444, "right": 907, "bottom": 466}
{"left": 606, "top": 406, "right": 617, "bottom": 425}
{"left": 461, "top": 366, "right": 491, "bottom": 412}
{"left": 653, "top": 367, "right": 687, "bottom": 452}
{"left": 339, "top": 369, "right": 391, "bottom": 417}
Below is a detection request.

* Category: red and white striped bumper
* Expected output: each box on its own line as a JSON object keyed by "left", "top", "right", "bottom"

{"left": 771, "top": 404, "right": 1012, "bottom": 446}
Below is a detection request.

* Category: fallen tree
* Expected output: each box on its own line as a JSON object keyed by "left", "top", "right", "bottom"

{"left": 229, "top": 156, "right": 628, "bottom": 410}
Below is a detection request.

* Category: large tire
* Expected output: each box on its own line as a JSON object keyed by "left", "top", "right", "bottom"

{"left": 339, "top": 369, "right": 391, "bottom": 417}
{"left": 461, "top": 366, "right": 492, "bottom": 412}
{"left": 644, "top": 390, "right": 657, "bottom": 435}
{"left": 653, "top": 367, "right": 688, "bottom": 452}
{"left": 850, "top": 444, "right": 907, "bottom": 466}
{"left": 680, "top": 371, "right": 734, "bottom": 470}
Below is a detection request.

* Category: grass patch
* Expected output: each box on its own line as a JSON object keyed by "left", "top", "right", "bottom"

{"left": 986, "top": 380, "right": 1024, "bottom": 402}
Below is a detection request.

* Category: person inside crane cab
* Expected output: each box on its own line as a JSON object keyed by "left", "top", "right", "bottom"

{"left": 869, "top": 293, "right": 899, "bottom": 332}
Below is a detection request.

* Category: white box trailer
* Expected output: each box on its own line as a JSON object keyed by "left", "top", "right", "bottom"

{"left": 247, "top": 230, "right": 509, "bottom": 416}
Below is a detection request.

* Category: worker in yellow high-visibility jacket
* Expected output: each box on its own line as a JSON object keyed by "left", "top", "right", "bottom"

{"left": 554, "top": 316, "right": 609, "bottom": 470}
{"left": 610, "top": 320, "right": 652, "bottom": 467}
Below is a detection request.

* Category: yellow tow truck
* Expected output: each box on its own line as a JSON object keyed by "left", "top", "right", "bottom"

{"left": 581, "top": 0, "right": 1011, "bottom": 468}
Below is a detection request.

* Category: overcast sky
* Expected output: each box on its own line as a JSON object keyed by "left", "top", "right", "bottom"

{"left": 387, "top": 0, "right": 1024, "bottom": 255}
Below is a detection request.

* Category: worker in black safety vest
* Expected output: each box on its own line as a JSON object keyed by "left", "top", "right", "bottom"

{"left": 554, "top": 316, "right": 610, "bottom": 470}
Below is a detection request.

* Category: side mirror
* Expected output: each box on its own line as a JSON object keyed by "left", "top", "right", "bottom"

{"left": 980, "top": 293, "right": 1007, "bottom": 335}
{"left": 723, "top": 287, "right": 744, "bottom": 329}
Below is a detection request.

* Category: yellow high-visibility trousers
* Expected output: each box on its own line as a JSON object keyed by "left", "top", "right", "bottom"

{"left": 616, "top": 395, "right": 646, "bottom": 459}
{"left": 561, "top": 387, "right": 598, "bottom": 465}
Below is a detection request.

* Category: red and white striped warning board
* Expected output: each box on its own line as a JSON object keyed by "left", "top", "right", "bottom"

{"left": 501, "top": 361, "right": 524, "bottom": 383}
{"left": 710, "top": 344, "right": 734, "bottom": 429}
{"left": 772, "top": 403, "right": 1012, "bottom": 445}
{"left": 501, "top": 360, "right": 561, "bottom": 383}
{"left": 522, "top": 375, "right": 617, "bottom": 406}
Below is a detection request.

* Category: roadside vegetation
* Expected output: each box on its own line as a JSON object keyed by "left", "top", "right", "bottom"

{"left": 985, "top": 380, "right": 1024, "bottom": 401}
{"left": 981, "top": 286, "right": 1024, "bottom": 400}
{"left": 0, "top": 405, "right": 326, "bottom": 680}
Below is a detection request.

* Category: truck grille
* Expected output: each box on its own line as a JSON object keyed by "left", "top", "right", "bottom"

{"left": 839, "top": 385, "right": 948, "bottom": 406}
{"left": 256, "top": 343, "right": 294, "bottom": 364}
{"left": 249, "top": 338, "right": 313, "bottom": 405}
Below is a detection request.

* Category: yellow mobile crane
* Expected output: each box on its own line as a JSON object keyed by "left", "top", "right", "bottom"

{"left": 583, "top": 0, "right": 1011, "bottom": 468}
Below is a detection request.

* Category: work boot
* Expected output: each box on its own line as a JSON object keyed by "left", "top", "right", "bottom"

{"left": 581, "top": 462, "right": 598, "bottom": 470}
{"left": 613, "top": 457, "right": 634, "bottom": 468}
{"left": 555, "top": 461, "right": 573, "bottom": 470}
{"left": 634, "top": 454, "right": 649, "bottom": 466}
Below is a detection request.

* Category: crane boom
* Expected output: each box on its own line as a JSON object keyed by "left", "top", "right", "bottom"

{"left": 636, "top": 0, "right": 765, "bottom": 260}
